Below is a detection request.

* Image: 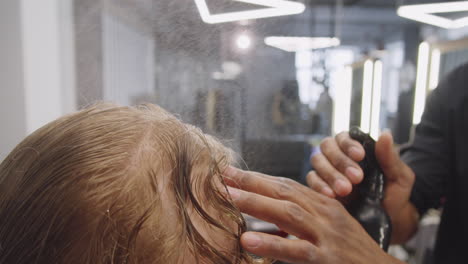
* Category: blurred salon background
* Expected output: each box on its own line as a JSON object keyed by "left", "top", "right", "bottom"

{"left": 2, "top": 0, "right": 468, "bottom": 263}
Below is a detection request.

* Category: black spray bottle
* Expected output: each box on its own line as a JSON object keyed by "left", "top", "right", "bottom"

{"left": 347, "top": 127, "right": 392, "bottom": 251}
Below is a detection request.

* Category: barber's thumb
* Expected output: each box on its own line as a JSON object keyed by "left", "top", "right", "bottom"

{"left": 375, "top": 131, "right": 400, "bottom": 178}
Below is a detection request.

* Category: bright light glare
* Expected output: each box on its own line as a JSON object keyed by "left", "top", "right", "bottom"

{"left": 370, "top": 60, "right": 383, "bottom": 139}
{"left": 194, "top": 0, "right": 305, "bottom": 24}
{"left": 429, "top": 48, "right": 441, "bottom": 90}
{"left": 397, "top": 1, "right": 468, "bottom": 29}
{"left": 236, "top": 34, "right": 251, "bottom": 50}
{"left": 360, "top": 60, "right": 374, "bottom": 133}
{"left": 264, "top": 37, "right": 340, "bottom": 52}
{"left": 333, "top": 66, "right": 352, "bottom": 135}
{"left": 413, "top": 42, "right": 430, "bottom": 125}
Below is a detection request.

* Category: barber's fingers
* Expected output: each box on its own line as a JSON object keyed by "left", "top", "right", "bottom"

{"left": 311, "top": 153, "right": 352, "bottom": 197}
{"left": 223, "top": 167, "right": 327, "bottom": 211}
{"left": 227, "top": 186, "right": 321, "bottom": 242}
{"left": 319, "top": 137, "right": 364, "bottom": 185}
{"left": 241, "top": 232, "right": 321, "bottom": 264}
{"left": 306, "top": 171, "right": 335, "bottom": 198}
{"left": 335, "top": 132, "right": 365, "bottom": 161}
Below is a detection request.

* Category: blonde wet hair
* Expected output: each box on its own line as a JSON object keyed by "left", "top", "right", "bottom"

{"left": 0, "top": 103, "right": 260, "bottom": 264}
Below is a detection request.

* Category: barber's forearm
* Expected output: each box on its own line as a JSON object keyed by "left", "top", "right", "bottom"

{"left": 390, "top": 202, "right": 420, "bottom": 244}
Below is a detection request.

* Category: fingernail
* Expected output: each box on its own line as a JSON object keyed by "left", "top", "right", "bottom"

{"left": 334, "top": 179, "right": 350, "bottom": 195}
{"left": 321, "top": 186, "right": 334, "bottom": 197}
{"left": 349, "top": 147, "right": 363, "bottom": 158}
{"left": 224, "top": 166, "right": 236, "bottom": 177}
{"left": 243, "top": 233, "right": 262, "bottom": 248}
{"left": 227, "top": 187, "right": 240, "bottom": 200}
{"left": 346, "top": 167, "right": 362, "bottom": 182}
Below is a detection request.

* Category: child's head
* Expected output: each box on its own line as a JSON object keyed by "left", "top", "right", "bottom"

{"left": 0, "top": 103, "right": 257, "bottom": 264}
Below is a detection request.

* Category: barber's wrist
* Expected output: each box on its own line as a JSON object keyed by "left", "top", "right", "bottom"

{"left": 390, "top": 202, "right": 420, "bottom": 244}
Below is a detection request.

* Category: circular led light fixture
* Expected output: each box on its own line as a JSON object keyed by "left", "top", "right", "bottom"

{"left": 236, "top": 34, "right": 252, "bottom": 50}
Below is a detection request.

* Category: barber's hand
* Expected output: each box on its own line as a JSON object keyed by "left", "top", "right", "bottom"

{"left": 224, "top": 167, "right": 402, "bottom": 264}
{"left": 307, "top": 131, "right": 416, "bottom": 234}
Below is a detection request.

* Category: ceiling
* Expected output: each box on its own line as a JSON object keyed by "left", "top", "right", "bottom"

{"left": 106, "top": 0, "right": 451, "bottom": 52}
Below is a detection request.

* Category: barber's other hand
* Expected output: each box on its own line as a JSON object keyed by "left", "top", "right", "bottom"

{"left": 307, "top": 131, "right": 416, "bottom": 240}
{"left": 224, "top": 167, "right": 402, "bottom": 264}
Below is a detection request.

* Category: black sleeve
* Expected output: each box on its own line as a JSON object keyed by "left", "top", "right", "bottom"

{"left": 401, "top": 77, "right": 451, "bottom": 216}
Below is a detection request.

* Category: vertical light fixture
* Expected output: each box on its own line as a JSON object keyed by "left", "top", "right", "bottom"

{"left": 413, "top": 42, "right": 430, "bottom": 125}
{"left": 333, "top": 66, "right": 352, "bottom": 135}
{"left": 370, "top": 60, "right": 383, "bottom": 139}
{"left": 429, "top": 48, "right": 441, "bottom": 90}
{"left": 360, "top": 60, "right": 374, "bottom": 133}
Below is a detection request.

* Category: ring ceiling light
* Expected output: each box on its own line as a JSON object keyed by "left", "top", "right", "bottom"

{"left": 398, "top": 1, "right": 468, "bottom": 29}
{"left": 194, "top": 0, "right": 305, "bottom": 24}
